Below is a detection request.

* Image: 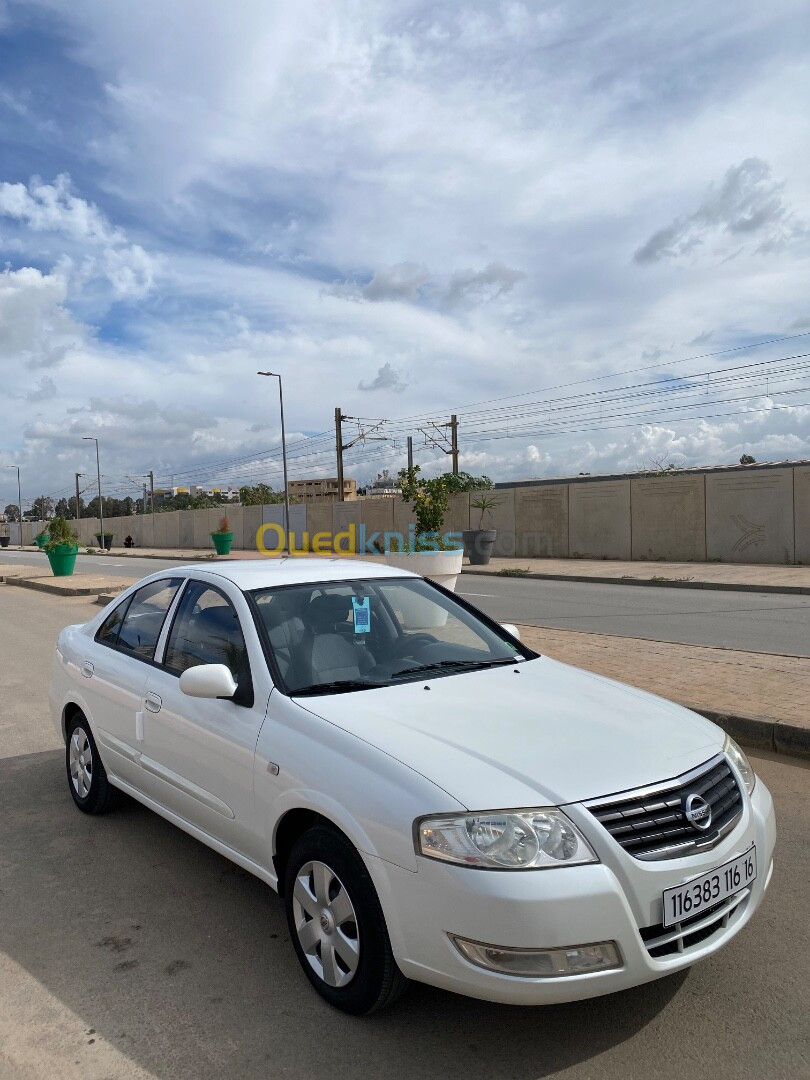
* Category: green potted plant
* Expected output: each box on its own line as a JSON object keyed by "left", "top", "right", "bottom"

{"left": 43, "top": 516, "right": 80, "bottom": 577}
{"left": 94, "top": 531, "right": 114, "bottom": 551}
{"left": 462, "top": 492, "right": 501, "bottom": 565}
{"left": 35, "top": 527, "right": 49, "bottom": 549}
{"left": 211, "top": 514, "right": 234, "bottom": 555}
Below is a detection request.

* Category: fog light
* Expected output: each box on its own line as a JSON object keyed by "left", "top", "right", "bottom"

{"left": 451, "top": 936, "right": 622, "bottom": 978}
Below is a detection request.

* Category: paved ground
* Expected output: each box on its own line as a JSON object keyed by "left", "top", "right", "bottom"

{"left": 4, "top": 550, "right": 810, "bottom": 654}
{"left": 1, "top": 588, "right": 808, "bottom": 1080}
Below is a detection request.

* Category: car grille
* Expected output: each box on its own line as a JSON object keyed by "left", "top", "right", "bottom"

{"left": 584, "top": 754, "right": 743, "bottom": 861}
{"left": 640, "top": 889, "right": 750, "bottom": 957}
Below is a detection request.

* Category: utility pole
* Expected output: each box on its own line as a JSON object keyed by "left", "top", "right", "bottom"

{"left": 335, "top": 406, "right": 345, "bottom": 500}
{"left": 148, "top": 471, "right": 155, "bottom": 515}
{"left": 450, "top": 414, "right": 459, "bottom": 475}
{"left": 74, "top": 473, "right": 82, "bottom": 520}
{"left": 143, "top": 483, "right": 148, "bottom": 516}
{"left": 257, "top": 372, "right": 291, "bottom": 555}
{"left": 82, "top": 437, "right": 103, "bottom": 548}
{"left": 407, "top": 436, "right": 413, "bottom": 471}
{"left": 5, "top": 465, "right": 22, "bottom": 548}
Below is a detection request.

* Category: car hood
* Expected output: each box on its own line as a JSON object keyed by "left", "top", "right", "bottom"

{"left": 300, "top": 656, "right": 723, "bottom": 808}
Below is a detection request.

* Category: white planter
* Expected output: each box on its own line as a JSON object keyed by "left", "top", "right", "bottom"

{"left": 379, "top": 549, "right": 464, "bottom": 629}
{"left": 380, "top": 548, "right": 464, "bottom": 591}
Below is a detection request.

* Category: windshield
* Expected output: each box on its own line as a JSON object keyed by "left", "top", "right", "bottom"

{"left": 250, "top": 576, "right": 532, "bottom": 695}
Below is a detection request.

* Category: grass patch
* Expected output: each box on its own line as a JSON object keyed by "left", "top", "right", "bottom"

{"left": 498, "top": 567, "right": 531, "bottom": 576}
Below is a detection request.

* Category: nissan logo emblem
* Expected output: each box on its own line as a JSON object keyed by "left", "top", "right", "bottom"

{"left": 684, "top": 793, "right": 713, "bottom": 831}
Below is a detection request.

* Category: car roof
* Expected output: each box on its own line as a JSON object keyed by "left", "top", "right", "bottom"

{"left": 165, "top": 557, "right": 416, "bottom": 591}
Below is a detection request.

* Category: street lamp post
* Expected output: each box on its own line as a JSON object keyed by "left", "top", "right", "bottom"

{"left": 257, "top": 372, "right": 291, "bottom": 555}
{"left": 5, "top": 465, "right": 22, "bottom": 548}
{"left": 82, "top": 437, "right": 104, "bottom": 550}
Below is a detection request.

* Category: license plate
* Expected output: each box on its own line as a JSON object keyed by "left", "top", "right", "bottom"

{"left": 662, "top": 845, "right": 757, "bottom": 927}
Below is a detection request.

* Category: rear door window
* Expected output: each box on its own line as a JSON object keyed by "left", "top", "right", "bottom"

{"left": 112, "top": 578, "right": 182, "bottom": 660}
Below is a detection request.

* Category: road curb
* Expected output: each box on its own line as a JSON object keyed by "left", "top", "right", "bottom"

{"left": 6, "top": 577, "right": 127, "bottom": 598}
{"left": 462, "top": 568, "right": 810, "bottom": 595}
{"left": 689, "top": 707, "right": 810, "bottom": 761}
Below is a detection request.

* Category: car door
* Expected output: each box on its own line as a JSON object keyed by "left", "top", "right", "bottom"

{"left": 87, "top": 577, "right": 183, "bottom": 786}
{"left": 139, "top": 578, "right": 269, "bottom": 860}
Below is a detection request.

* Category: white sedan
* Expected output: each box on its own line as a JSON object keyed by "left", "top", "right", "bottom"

{"left": 51, "top": 559, "right": 776, "bottom": 1014}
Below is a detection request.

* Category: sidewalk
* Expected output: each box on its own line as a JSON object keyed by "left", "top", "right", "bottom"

{"left": 11, "top": 546, "right": 810, "bottom": 594}
{"left": 517, "top": 625, "right": 810, "bottom": 758}
{"left": 467, "top": 557, "right": 810, "bottom": 594}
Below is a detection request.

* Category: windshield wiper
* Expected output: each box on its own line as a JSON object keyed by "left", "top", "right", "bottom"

{"left": 394, "top": 657, "right": 518, "bottom": 677}
{"left": 291, "top": 679, "right": 387, "bottom": 697}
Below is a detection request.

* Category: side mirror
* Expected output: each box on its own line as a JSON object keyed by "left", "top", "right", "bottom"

{"left": 500, "top": 623, "right": 521, "bottom": 641}
{"left": 179, "top": 663, "right": 238, "bottom": 700}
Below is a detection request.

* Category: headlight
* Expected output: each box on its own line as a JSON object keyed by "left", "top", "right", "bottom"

{"left": 416, "top": 809, "right": 598, "bottom": 869}
{"left": 724, "top": 735, "right": 756, "bottom": 795}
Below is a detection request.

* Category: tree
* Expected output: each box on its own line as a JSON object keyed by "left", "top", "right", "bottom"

{"left": 239, "top": 483, "right": 285, "bottom": 505}
{"left": 31, "top": 495, "right": 54, "bottom": 520}
{"left": 438, "top": 471, "right": 493, "bottom": 493}
{"left": 397, "top": 466, "right": 450, "bottom": 539}
{"left": 3, "top": 503, "right": 20, "bottom": 522}
{"left": 54, "top": 497, "right": 72, "bottom": 518}
{"left": 739, "top": 454, "right": 756, "bottom": 465}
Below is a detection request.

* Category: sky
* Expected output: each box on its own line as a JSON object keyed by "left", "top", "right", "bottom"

{"left": 1, "top": 0, "right": 809, "bottom": 509}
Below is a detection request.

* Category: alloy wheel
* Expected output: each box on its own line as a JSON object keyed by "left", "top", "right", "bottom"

{"left": 292, "top": 860, "right": 360, "bottom": 988}
{"left": 69, "top": 726, "right": 93, "bottom": 800}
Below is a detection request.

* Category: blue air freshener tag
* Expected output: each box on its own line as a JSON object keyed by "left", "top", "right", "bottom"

{"left": 352, "top": 596, "right": 371, "bottom": 633}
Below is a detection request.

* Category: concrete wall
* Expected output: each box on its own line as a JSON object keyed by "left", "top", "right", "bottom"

{"left": 514, "top": 485, "right": 568, "bottom": 558}
{"left": 795, "top": 466, "right": 810, "bottom": 565}
{"left": 706, "top": 468, "right": 794, "bottom": 565}
{"left": 444, "top": 493, "right": 470, "bottom": 535}
{"left": 485, "top": 489, "right": 517, "bottom": 557}
{"left": 14, "top": 464, "right": 807, "bottom": 564}
{"left": 631, "top": 475, "right": 706, "bottom": 562}
{"left": 569, "top": 480, "right": 631, "bottom": 559}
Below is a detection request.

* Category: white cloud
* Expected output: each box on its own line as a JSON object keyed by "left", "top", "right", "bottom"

{"left": 0, "top": 266, "right": 86, "bottom": 369}
{"left": 0, "top": 174, "right": 159, "bottom": 299}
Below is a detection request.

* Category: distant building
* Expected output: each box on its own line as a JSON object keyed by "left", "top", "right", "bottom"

{"left": 361, "top": 469, "right": 399, "bottom": 498}
{"left": 153, "top": 484, "right": 239, "bottom": 504}
{"left": 288, "top": 477, "right": 357, "bottom": 502}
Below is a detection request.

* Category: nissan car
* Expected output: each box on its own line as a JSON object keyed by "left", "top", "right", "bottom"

{"left": 50, "top": 559, "right": 776, "bottom": 1014}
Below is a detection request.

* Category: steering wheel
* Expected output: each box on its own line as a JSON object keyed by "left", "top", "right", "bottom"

{"left": 396, "top": 632, "right": 438, "bottom": 657}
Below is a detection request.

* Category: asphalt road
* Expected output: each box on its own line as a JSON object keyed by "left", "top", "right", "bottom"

{"left": 3, "top": 549, "right": 810, "bottom": 654}
{"left": 457, "top": 576, "right": 810, "bottom": 655}
{"left": 1, "top": 586, "right": 808, "bottom": 1080}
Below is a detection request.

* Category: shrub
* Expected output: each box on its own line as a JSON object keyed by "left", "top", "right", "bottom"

{"left": 44, "top": 516, "right": 79, "bottom": 553}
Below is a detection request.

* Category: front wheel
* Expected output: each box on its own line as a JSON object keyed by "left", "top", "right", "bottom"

{"left": 65, "top": 713, "right": 117, "bottom": 814}
{"left": 284, "top": 826, "right": 406, "bottom": 1014}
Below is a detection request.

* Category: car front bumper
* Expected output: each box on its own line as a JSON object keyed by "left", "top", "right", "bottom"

{"left": 366, "top": 777, "right": 776, "bottom": 1005}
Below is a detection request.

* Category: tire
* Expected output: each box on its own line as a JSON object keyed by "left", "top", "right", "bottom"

{"left": 65, "top": 712, "right": 117, "bottom": 815}
{"left": 284, "top": 825, "right": 407, "bottom": 1014}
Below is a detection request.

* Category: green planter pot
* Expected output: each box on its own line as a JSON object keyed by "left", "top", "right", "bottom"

{"left": 211, "top": 531, "right": 234, "bottom": 555}
{"left": 46, "top": 543, "right": 79, "bottom": 577}
{"left": 35, "top": 534, "right": 48, "bottom": 548}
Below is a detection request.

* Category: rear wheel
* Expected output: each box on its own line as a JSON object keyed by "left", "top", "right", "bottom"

{"left": 284, "top": 825, "right": 406, "bottom": 1014}
{"left": 66, "top": 713, "right": 117, "bottom": 814}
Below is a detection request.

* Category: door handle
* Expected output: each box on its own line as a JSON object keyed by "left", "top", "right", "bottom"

{"left": 81, "top": 661, "right": 94, "bottom": 679}
{"left": 144, "top": 692, "right": 162, "bottom": 714}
